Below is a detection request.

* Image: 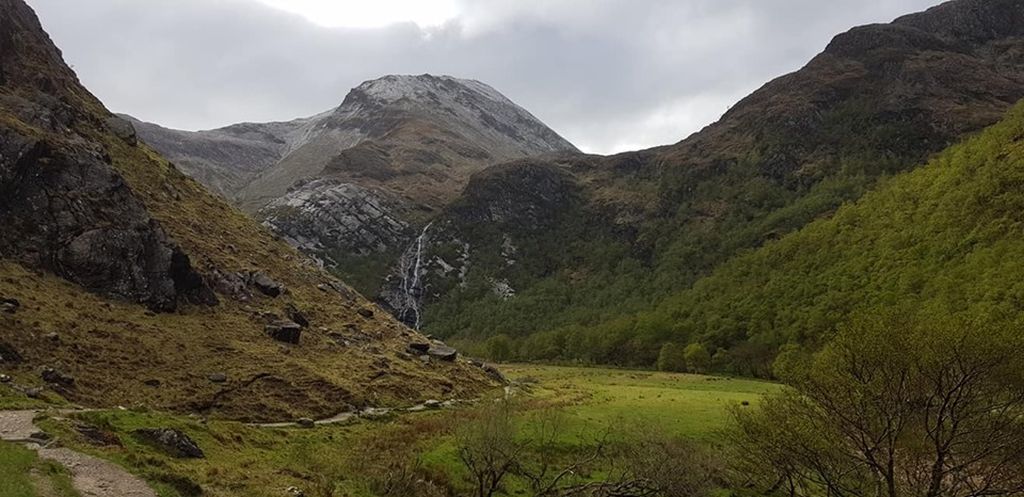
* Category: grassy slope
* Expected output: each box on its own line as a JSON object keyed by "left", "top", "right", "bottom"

{"left": 0, "top": 6, "right": 492, "bottom": 420}
{"left": 31, "top": 364, "right": 776, "bottom": 497}
{"left": 0, "top": 133, "right": 493, "bottom": 419}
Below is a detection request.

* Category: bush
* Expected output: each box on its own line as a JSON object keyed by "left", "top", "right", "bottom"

{"left": 656, "top": 342, "right": 686, "bottom": 372}
{"left": 728, "top": 313, "right": 1024, "bottom": 497}
{"left": 683, "top": 343, "right": 711, "bottom": 373}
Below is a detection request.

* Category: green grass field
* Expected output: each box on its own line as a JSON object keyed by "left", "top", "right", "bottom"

{"left": 502, "top": 364, "right": 779, "bottom": 439}
{"left": 0, "top": 441, "right": 80, "bottom": 497}
{"left": 24, "top": 364, "right": 779, "bottom": 497}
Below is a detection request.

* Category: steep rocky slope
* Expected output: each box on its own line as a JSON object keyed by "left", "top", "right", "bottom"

{"left": 414, "top": 0, "right": 1024, "bottom": 360}
{"left": 132, "top": 74, "right": 578, "bottom": 296}
{"left": 0, "top": 0, "right": 492, "bottom": 421}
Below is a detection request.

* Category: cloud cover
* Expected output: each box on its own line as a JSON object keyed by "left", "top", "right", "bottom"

{"left": 30, "top": 0, "right": 938, "bottom": 154}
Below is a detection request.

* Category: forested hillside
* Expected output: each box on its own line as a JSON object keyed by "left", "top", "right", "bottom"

{"left": 479, "top": 101, "right": 1024, "bottom": 373}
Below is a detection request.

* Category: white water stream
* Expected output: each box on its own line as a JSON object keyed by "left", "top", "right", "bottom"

{"left": 399, "top": 222, "right": 433, "bottom": 329}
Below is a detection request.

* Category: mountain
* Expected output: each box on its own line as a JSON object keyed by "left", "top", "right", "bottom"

{"left": 0, "top": 0, "right": 492, "bottom": 422}
{"left": 131, "top": 74, "right": 578, "bottom": 294}
{"left": 409, "top": 0, "right": 1024, "bottom": 363}
{"left": 640, "top": 100, "right": 1024, "bottom": 375}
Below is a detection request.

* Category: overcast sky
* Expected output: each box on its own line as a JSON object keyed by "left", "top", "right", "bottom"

{"left": 30, "top": 0, "right": 939, "bottom": 154}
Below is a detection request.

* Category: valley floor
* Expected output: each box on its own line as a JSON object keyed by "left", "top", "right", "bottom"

{"left": 0, "top": 365, "right": 779, "bottom": 497}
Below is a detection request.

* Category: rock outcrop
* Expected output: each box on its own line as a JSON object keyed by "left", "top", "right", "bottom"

{"left": 133, "top": 428, "right": 205, "bottom": 458}
{"left": 0, "top": 0, "right": 214, "bottom": 311}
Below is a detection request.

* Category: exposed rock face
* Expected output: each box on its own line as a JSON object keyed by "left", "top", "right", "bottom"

{"left": 0, "top": 0, "right": 212, "bottom": 312}
{"left": 449, "top": 160, "right": 580, "bottom": 225}
{"left": 260, "top": 179, "right": 412, "bottom": 258}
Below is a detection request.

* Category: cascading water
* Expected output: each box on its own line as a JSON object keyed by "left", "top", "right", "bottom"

{"left": 398, "top": 222, "right": 433, "bottom": 329}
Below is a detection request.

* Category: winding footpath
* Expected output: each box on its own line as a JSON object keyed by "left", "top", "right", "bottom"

{"left": 0, "top": 409, "right": 157, "bottom": 497}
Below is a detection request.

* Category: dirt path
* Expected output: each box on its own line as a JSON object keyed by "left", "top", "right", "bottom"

{"left": 0, "top": 410, "right": 157, "bottom": 497}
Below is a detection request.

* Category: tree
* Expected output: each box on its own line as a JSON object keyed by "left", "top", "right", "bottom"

{"left": 457, "top": 401, "right": 720, "bottom": 497}
{"left": 457, "top": 399, "right": 527, "bottom": 497}
{"left": 656, "top": 342, "right": 686, "bottom": 372}
{"left": 487, "top": 334, "right": 514, "bottom": 362}
{"left": 728, "top": 313, "right": 1024, "bottom": 497}
{"left": 683, "top": 343, "right": 711, "bottom": 374}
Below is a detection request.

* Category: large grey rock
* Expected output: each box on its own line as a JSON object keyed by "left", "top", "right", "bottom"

{"left": 285, "top": 304, "right": 309, "bottom": 328}
{"left": 40, "top": 366, "right": 74, "bottom": 387}
{"left": 427, "top": 344, "right": 458, "bottom": 362}
{"left": 0, "top": 128, "right": 215, "bottom": 312}
{"left": 249, "top": 272, "right": 284, "bottom": 298}
{"left": 104, "top": 115, "right": 137, "bottom": 146}
{"left": 133, "top": 428, "right": 205, "bottom": 458}
{"left": 266, "top": 320, "right": 302, "bottom": 344}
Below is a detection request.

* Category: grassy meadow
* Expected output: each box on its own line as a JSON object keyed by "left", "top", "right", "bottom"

{"left": 6, "top": 364, "right": 778, "bottom": 497}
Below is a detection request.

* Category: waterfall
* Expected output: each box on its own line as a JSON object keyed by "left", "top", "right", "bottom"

{"left": 399, "top": 222, "right": 433, "bottom": 329}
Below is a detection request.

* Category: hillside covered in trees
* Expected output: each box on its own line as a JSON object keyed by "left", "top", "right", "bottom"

{"left": 460, "top": 100, "right": 1024, "bottom": 374}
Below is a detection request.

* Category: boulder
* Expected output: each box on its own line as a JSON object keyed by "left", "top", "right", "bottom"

{"left": 40, "top": 366, "right": 74, "bottom": 387}
{"left": 104, "top": 116, "right": 137, "bottom": 146}
{"left": 0, "top": 374, "right": 11, "bottom": 383}
{"left": 1, "top": 298, "right": 19, "bottom": 314}
{"left": 285, "top": 304, "right": 309, "bottom": 328}
{"left": 24, "top": 387, "right": 43, "bottom": 398}
{"left": 265, "top": 320, "right": 302, "bottom": 344}
{"left": 423, "top": 399, "right": 442, "bottom": 409}
{"left": 427, "top": 344, "right": 458, "bottom": 362}
{"left": 481, "top": 363, "right": 508, "bottom": 384}
{"left": 326, "top": 332, "right": 350, "bottom": 346}
{"left": 357, "top": 308, "right": 374, "bottom": 319}
{"left": 133, "top": 428, "right": 205, "bottom": 458}
{"left": 318, "top": 281, "right": 357, "bottom": 301}
{"left": 210, "top": 270, "right": 251, "bottom": 301}
{"left": 208, "top": 373, "right": 227, "bottom": 383}
{"left": 296, "top": 418, "right": 315, "bottom": 428}
{"left": 407, "top": 342, "right": 430, "bottom": 354}
{"left": 249, "top": 272, "right": 284, "bottom": 298}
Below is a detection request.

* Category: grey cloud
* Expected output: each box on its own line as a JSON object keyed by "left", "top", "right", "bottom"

{"left": 30, "top": 0, "right": 939, "bottom": 153}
